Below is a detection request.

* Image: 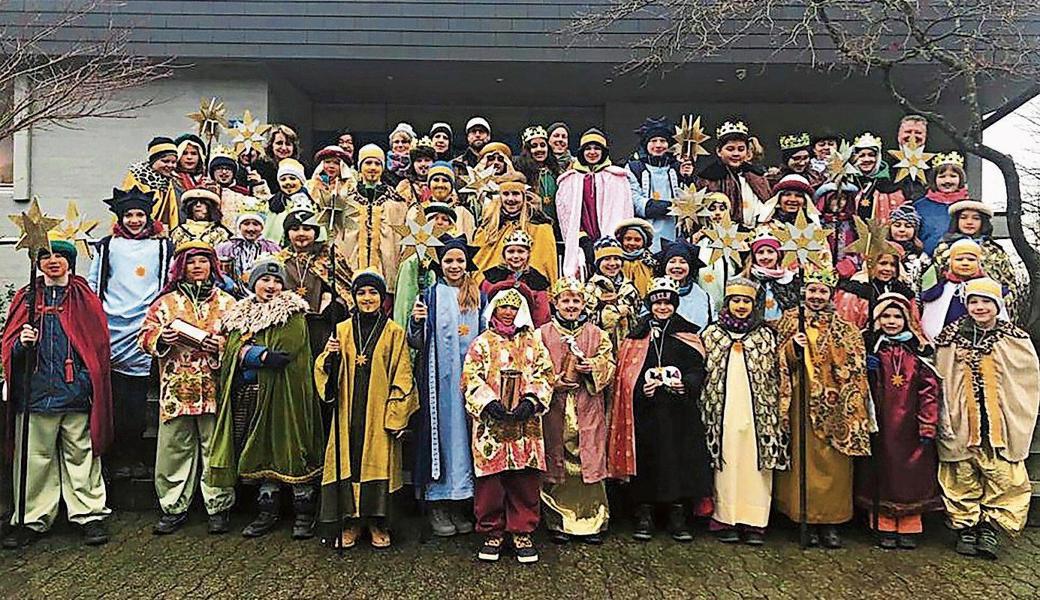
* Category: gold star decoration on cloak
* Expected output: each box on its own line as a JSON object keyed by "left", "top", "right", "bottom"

{"left": 844, "top": 216, "right": 891, "bottom": 268}
{"left": 228, "top": 109, "right": 270, "bottom": 156}
{"left": 54, "top": 201, "right": 100, "bottom": 259}
{"left": 775, "top": 210, "right": 830, "bottom": 269}
{"left": 701, "top": 213, "right": 750, "bottom": 265}
{"left": 671, "top": 115, "right": 711, "bottom": 159}
{"left": 887, "top": 140, "right": 936, "bottom": 184}
{"left": 393, "top": 211, "right": 446, "bottom": 267}
{"left": 8, "top": 198, "right": 62, "bottom": 255}
{"left": 459, "top": 164, "right": 499, "bottom": 202}
{"left": 187, "top": 97, "right": 229, "bottom": 146}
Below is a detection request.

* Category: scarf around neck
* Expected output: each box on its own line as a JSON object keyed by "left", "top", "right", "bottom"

{"left": 924, "top": 188, "right": 969, "bottom": 205}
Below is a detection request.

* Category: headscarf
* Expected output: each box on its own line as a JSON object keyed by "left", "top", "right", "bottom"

{"left": 483, "top": 285, "right": 534, "bottom": 337}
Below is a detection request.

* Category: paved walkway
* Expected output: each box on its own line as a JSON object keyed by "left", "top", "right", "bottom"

{"left": 1, "top": 511, "right": 1037, "bottom": 599}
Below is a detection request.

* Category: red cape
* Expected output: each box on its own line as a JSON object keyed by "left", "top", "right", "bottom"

{"left": 2, "top": 275, "right": 113, "bottom": 456}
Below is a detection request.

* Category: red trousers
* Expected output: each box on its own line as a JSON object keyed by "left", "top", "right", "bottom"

{"left": 474, "top": 469, "right": 542, "bottom": 535}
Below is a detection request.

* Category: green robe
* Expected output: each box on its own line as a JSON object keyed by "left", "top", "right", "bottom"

{"left": 206, "top": 293, "right": 325, "bottom": 487}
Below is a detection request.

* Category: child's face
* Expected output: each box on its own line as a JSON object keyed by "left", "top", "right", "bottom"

{"left": 322, "top": 158, "right": 341, "bottom": 179}
{"left": 877, "top": 306, "right": 907, "bottom": 336}
{"left": 708, "top": 201, "right": 728, "bottom": 223}
{"left": 213, "top": 166, "right": 235, "bottom": 185}
{"left": 967, "top": 296, "right": 998, "bottom": 326}
{"left": 890, "top": 220, "right": 915, "bottom": 242}
{"left": 854, "top": 148, "right": 878, "bottom": 173}
{"left": 429, "top": 175, "right": 453, "bottom": 201}
{"left": 621, "top": 230, "right": 645, "bottom": 252}
{"left": 665, "top": 256, "right": 690, "bottom": 282}
{"left": 754, "top": 246, "right": 779, "bottom": 269}
{"left": 727, "top": 295, "right": 754, "bottom": 319}
{"left": 503, "top": 245, "right": 530, "bottom": 271}
{"left": 950, "top": 253, "right": 979, "bottom": 277}
{"left": 872, "top": 254, "right": 898, "bottom": 282}
{"left": 813, "top": 139, "right": 836, "bottom": 160}
{"left": 935, "top": 168, "right": 962, "bottom": 192}
{"left": 279, "top": 174, "right": 303, "bottom": 194}
{"left": 190, "top": 201, "right": 209, "bottom": 221}
{"left": 717, "top": 140, "right": 747, "bottom": 167}
{"left": 599, "top": 256, "right": 622, "bottom": 277}
{"left": 957, "top": 210, "right": 983, "bottom": 236}
{"left": 778, "top": 191, "right": 804, "bottom": 215}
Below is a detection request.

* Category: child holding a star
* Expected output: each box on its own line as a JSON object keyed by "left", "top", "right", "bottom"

{"left": 855, "top": 293, "right": 943, "bottom": 550}
{"left": 315, "top": 269, "right": 418, "bottom": 549}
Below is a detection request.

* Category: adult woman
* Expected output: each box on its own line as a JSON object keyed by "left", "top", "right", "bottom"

{"left": 408, "top": 236, "right": 484, "bottom": 537}
{"left": 256, "top": 124, "right": 302, "bottom": 192}
{"left": 514, "top": 126, "right": 563, "bottom": 233}
{"left": 608, "top": 277, "right": 712, "bottom": 542}
{"left": 386, "top": 122, "right": 417, "bottom": 186}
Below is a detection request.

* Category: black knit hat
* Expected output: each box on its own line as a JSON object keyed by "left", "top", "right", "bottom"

{"left": 435, "top": 233, "right": 478, "bottom": 272}
{"left": 208, "top": 154, "right": 238, "bottom": 177}
{"left": 147, "top": 137, "right": 177, "bottom": 163}
{"left": 352, "top": 270, "right": 387, "bottom": 298}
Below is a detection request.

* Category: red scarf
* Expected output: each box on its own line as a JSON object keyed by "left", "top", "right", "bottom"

{"left": 2, "top": 276, "right": 113, "bottom": 456}
{"left": 924, "top": 188, "right": 969, "bottom": 205}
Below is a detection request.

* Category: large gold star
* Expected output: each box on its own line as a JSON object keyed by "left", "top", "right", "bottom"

{"left": 459, "top": 165, "right": 499, "bottom": 200}
{"left": 775, "top": 210, "right": 829, "bottom": 269}
{"left": 844, "top": 216, "right": 892, "bottom": 267}
{"left": 393, "top": 210, "right": 445, "bottom": 265}
{"left": 228, "top": 109, "right": 270, "bottom": 156}
{"left": 671, "top": 115, "right": 711, "bottom": 159}
{"left": 187, "top": 97, "right": 228, "bottom": 144}
{"left": 308, "top": 187, "right": 360, "bottom": 236}
{"left": 54, "top": 201, "right": 100, "bottom": 259}
{"left": 826, "top": 140, "right": 857, "bottom": 183}
{"left": 887, "top": 140, "right": 936, "bottom": 184}
{"left": 668, "top": 184, "right": 711, "bottom": 232}
{"left": 701, "top": 212, "right": 750, "bottom": 265}
{"left": 8, "top": 198, "right": 62, "bottom": 255}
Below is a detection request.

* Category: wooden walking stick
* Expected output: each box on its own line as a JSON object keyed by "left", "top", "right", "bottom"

{"left": 776, "top": 210, "right": 829, "bottom": 549}
{"left": 7, "top": 200, "right": 61, "bottom": 543}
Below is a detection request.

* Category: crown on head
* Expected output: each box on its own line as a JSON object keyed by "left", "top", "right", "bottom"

{"left": 502, "top": 229, "right": 533, "bottom": 249}
{"left": 522, "top": 126, "right": 548, "bottom": 145}
{"left": 852, "top": 132, "right": 883, "bottom": 151}
{"left": 932, "top": 151, "right": 964, "bottom": 169}
{"left": 415, "top": 136, "right": 435, "bottom": 150}
{"left": 779, "top": 132, "right": 811, "bottom": 151}
{"left": 716, "top": 121, "right": 749, "bottom": 139}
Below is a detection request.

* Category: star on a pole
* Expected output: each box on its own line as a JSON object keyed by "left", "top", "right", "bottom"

{"left": 826, "top": 140, "right": 856, "bottom": 183}
{"left": 394, "top": 211, "right": 445, "bottom": 266}
{"left": 308, "top": 188, "right": 360, "bottom": 236}
{"left": 187, "top": 97, "right": 229, "bottom": 144}
{"left": 701, "top": 213, "right": 750, "bottom": 265}
{"left": 775, "top": 210, "right": 829, "bottom": 269}
{"left": 8, "top": 198, "right": 62, "bottom": 255}
{"left": 459, "top": 165, "right": 499, "bottom": 200}
{"left": 844, "top": 216, "right": 892, "bottom": 266}
{"left": 54, "top": 201, "right": 100, "bottom": 259}
{"left": 228, "top": 109, "right": 270, "bottom": 156}
{"left": 668, "top": 184, "right": 711, "bottom": 223}
{"left": 887, "top": 140, "right": 936, "bottom": 184}
{"left": 671, "top": 115, "right": 711, "bottom": 159}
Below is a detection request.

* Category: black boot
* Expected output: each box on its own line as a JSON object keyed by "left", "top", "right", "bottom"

{"left": 955, "top": 526, "right": 977, "bottom": 556}
{"left": 632, "top": 504, "right": 654, "bottom": 541}
{"left": 667, "top": 504, "right": 692, "bottom": 543}
{"left": 291, "top": 485, "right": 316, "bottom": 540}
{"left": 243, "top": 486, "right": 280, "bottom": 538}
{"left": 208, "top": 511, "right": 231, "bottom": 535}
{"left": 152, "top": 512, "right": 188, "bottom": 535}
{"left": 976, "top": 522, "right": 999, "bottom": 560}
{"left": 820, "top": 525, "right": 842, "bottom": 549}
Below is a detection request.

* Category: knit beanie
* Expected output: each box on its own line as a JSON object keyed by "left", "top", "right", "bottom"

{"left": 277, "top": 158, "right": 307, "bottom": 183}
{"left": 248, "top": 258, "right": 288, "bottom": 291}
{"left": 148, "top": 137, "right": 177, "bottom": 163}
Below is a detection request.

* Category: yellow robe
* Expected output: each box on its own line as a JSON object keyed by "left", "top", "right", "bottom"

{"left": 316, "top": 318, "right": 418, "bottom": 499}
{"left": 472, "top": 221, "right": 559, "bottom": 284}
{"left": 621, "top": 259, "right": 653, "bottom": 297}
{"left": 121, "top": 169, "right": 179, "bottom": 229}
{"left": 337, "top": 193, "right": 409, "bottom": 293}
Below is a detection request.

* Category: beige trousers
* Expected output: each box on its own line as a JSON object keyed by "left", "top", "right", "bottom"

{"left": 154, "top": 414, "right": 235, "bottom": 515}
{"left": 10, "top": 412, "right": 110, "bottom": 532}
{"left": 938, "top": 445, "right": 1031, "bottom": 535}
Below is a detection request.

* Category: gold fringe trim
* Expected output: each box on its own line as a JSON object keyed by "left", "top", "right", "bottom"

{"left": 239, "top": 466, "right": 323, "bottom": 484}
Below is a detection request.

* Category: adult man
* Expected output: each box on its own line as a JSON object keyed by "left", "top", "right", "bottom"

{"left": 337, "top": 129, "right": 356, "bottom": 168}
{"left": 2, "top": 237, "right": 114, "bottom": 548}
{"left": 139, "top": 242, "right": 237, "bottom": 536}
{"left": 773, "top": 267, "right": 872, "bottom": 549}
{"left": 452, "top": 116, "right": 491, "bottom": 176}
{"left": 894, "top": 115, "right": 929, "bottom": 204}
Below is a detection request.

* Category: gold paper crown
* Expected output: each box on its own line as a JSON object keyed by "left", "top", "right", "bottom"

{"left": 493, "top": 287, "right": 525, "bottom": 309}
{"left": 502, "top": 229, "right": 532, "bottom": 249}
{"left": 932, "top": 151, "right": 964, "bottom": 169}
{"left": 550, "top": 276, "right": 586, "bottom": 300}
{"left": 724, "top": 276, "right": 759, "bottom": 300}
{"left": 852, "top": 132, "right": 883, "bottom": 151}
{"left": 779, "top": 133, "right": 811, "bottom": 151}
{"left": 803, "top": 266, "right": 838, "bottom": 288}
{"left": 647, "top": 276, "right": 680, "bottom": 296}
{"left": 522, "top": 126, "right": 548, "bottom": 145}
{"left": 210, "top": 144, "right": 235, "bottom": 160}
{"left": 716, "top": 121, "right": 749, "bottom": 139}
{"left": 415, "top": 136, "right": 435, "bottom": 150}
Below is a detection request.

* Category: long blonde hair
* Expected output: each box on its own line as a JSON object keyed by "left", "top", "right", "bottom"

{"left": 456, "top": 272, "right": 481, "bottom": 313}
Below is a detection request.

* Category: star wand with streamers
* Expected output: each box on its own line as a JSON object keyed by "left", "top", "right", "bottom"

{"left": 5, "top": 199, "right": 62, "bottom": 546}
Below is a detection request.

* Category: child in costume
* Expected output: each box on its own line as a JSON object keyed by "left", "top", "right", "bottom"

{"left": 887, "top": 204, "right": 935, "bottom": 294}
{"left": 655, "top": 238, "right": 713, "bottom": 331}
{"left": 316, "top": 270, "right": 418, "bottom": 549}
{"left": 216, "top": 212, "right": 281, "bottom": 298}
{"left": 479, "top": 230, "right": 552, "bottom": 327}
{"left": 169, "top": 188, "right": 232, "bottom": 249}
{"left": 743, "top": 233, "right": 800, "bottom": 323}
{"left": 614, "top": 218, "right": 657, "bottom": 296}
{"left": 701, "top": 278, "right": 787, "bottom": 545}
{"left": 914, "top": 152, "right": 969, "bottom": 254}
{"left": 921, "top": 238, "right": 1009, "bottom": 340}
{"left": 538, "top": 277, "right": 616, "bottom": 545}
{"left": 584, "top": 237, "right": 642, "bottom": 350}
{"left": 462, "top": 285, "right": 554, "bottom": 564}
{"left": 933, "top": 277, "right": 1040, "bottom": 559}
{"left": 2, "top": 238, "right": 113, "bottom": 548}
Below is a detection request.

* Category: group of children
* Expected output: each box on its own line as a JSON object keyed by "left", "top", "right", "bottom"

{"left": 1, "top": 113, "right": 1037, "bottom": 567}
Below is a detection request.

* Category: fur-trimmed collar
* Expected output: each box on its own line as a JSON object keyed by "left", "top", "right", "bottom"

{"left": 222, "top": 292, "right": 310, "bottom": 334}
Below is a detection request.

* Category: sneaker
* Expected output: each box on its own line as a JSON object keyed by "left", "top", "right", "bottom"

{"left": 976, "top": 523, "right": 999, "bottom": 560}
{"left": 82, "top": 520, "right": 109, "bottom": 546}
{"left": 955, "top": 527, "right": 977, "bottom": 556}
{"left": 450, "top": 509, "right": 475, "bottom": 535}
{"left": 667, "top": 504, "right": 693, "bottom": 543}
{"left": 582, "top": 533, "right": 604, "bottom": 545}
{"left": 632, "top": 505, "right": 654, "bottom": 541}
{"left": 207, "top": 511, "right": 231, "bottom": 535}
{"left": 242, "top": 511, "right": 279, "bottom": 538}
{"left": 292, "top": 514, "right": 315, "bottom": 540}
{"left": 152, "top": 512, "right": 188, "bottom": 535}
{"left": 430, "top": 507, "right": 457, "bottom": 537}
{"left": 478, "top": 534, "right": 504, "bottom": 562}
{"left": 370, "top": 524, "right": 391, "bottom": 548}
{"left": 131, "top": 463, "right": 152, "bottom": 480}
{"left": 897, "top": 534, "right": 917, "bottom": 550}
{"left": 714, "top": 528, "right": 740, "bottom": 544}
{"left": 877, "top": 532, "right": 898, "bottom": 550}
{"left": 513, "top": 533, "right": 539, "bottom": 564}
{"left": 820, "top": 525, "right": 842, "bottom": 549}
